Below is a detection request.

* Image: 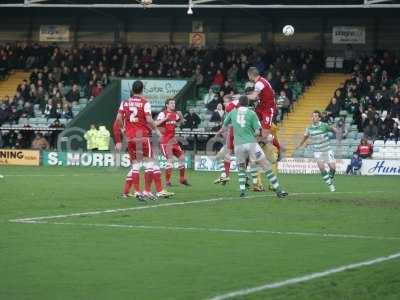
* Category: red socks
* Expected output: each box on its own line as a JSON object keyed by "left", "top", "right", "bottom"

{"left": 124, "top": 177, "right": 133, "bottom": 195}
{"left": 131, "top": 170, "right": 140, "bottom": 193}
{"left": 224, "top": 160, "right": 231, "bottom": 177}
{"left": 144, "top": 169, "right": 153, "bottom": 193}
{"left": 272, "top": 136, "right": 281, "bottom": 152}
{"left": 165, "top": 166, "right": 173, "bottom": 183}
{"left": 153, "top": 168, "right": 163, "bottom": 193}
{"left": 179, "top": 165, "right": 185, "bottom": 182}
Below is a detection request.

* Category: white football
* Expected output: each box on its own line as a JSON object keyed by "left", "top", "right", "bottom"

{"left": 141, "top": 0, "right": 152, "bottom": 5}
{"left": 282, "top": 25, "right": 295, "bottom": 36}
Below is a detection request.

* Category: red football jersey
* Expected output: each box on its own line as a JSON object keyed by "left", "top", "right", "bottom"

{"left": 254, "top": 76, "right": 276, "bottom": 113}
{"left": 157, "top": 110, "right": 180, "bottom": 144}
{"left": 118, "top": 96, "right": 152, "bottom": 140}
{"left": 224, "top": 99, "right": 239, "bottom": 113}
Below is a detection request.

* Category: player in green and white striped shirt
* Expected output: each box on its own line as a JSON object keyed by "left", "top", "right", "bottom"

{"left": 219, "top": 95, "right": 288, "bottom": 198}
{"left": 296, "top": 110, "right": 340, "bottom": 192}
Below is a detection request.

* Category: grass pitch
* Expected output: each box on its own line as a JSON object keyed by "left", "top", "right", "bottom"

{"left": 1, "top": 166, "right": 400, "bottom": 300}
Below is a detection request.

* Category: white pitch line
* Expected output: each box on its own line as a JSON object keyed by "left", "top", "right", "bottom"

{"left": 3, "top": 173, "right": 118, "bottom": 177}
{"left": 21, "top": 221, "right": 400, "bottom": 241}
{"left": 208, "top": 251, "right": 400, "bottom": 300}
{"left": 9, "top": 191, "right": 385, "bottom": 223}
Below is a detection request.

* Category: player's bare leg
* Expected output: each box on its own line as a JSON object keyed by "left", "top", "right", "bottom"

{"left": 122, "top": 161, "right": 145, "bottom": 201}
{"left": 214, "top": 146, "right": 231, "bottom": 185}
{"left": 165, "top": 160, "right": 173, "bottom": 187}
{"left": 178, "top": 154, "right": 190, "bottom": 186}
{"left": 317, "top": 161, "right": 335, "bottom": 192}
{"left": 147, "top": 160, "right": 174, "bottom": 199}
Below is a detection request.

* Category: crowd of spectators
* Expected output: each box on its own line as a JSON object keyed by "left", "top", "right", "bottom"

{"left": 201, "top": 46, "right": 322, "bottom": 129}
{"left": 0, "top": 42, "right": 321, "bottom": 149}
{"left": 327, "top": 50, "right": 400, "bottom": 142}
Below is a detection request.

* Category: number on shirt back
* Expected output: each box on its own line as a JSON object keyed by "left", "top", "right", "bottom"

{"left": 237, "top": 113, "right": 246, "bottom": 128}
{"left": 129, "top": 106, "right": 138, "bottom": 123}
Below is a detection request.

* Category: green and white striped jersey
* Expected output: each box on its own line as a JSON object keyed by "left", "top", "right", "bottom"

{"left": 305, "top": 122, "right": 331, "bottom": 152}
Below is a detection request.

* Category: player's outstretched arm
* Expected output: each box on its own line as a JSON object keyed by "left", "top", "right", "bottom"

{"left": 113, "top": 113, "right": 123, "bottom": 150}
{"left": 296, "top": 134, "right": 309, "bottom": 150}
{"left": 247, "top": 90, "right": 260, "bottom": 101}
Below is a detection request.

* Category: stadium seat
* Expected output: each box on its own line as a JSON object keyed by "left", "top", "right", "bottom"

{"left": 374, "top": 140, "right": 385, "bottom": 147}
{"left": 335, "top": 57, "right": 344, "bottom": 69}
{"left": 18, "top": 118, "right": 28, "bottom": 125}
{"left": 385, "top": 140, "right": 397, "bottom": 147}
{"left": 79, "top": 98, "right": 88, "bottom": 105}
{"left": 325, "top": 57, "right": 335, "bottom": 69}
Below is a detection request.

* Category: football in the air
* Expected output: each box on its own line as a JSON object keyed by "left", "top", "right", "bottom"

{"left": 282, "top": 25, "right": 295, "bottom": 36}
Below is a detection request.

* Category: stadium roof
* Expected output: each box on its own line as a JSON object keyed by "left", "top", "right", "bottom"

{"left": 1, "top": 0, "right": 400, "bottom": 9}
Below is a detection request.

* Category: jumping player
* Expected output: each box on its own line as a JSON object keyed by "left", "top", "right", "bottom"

{"left": 156, "top": 98, "right": 190, "bottom": 187}
{"left": 213, "top": 94, "right": 239, "bottom": 185}
{"left": 113, "top": 80, "right": 174, "bottom": 200}
{"left": 246, "top": 67, "right": 282, "bottom": 156}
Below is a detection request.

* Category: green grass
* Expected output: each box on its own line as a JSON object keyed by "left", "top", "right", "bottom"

{"left": 1, "top": 166, "right": 400, "bottom": 300}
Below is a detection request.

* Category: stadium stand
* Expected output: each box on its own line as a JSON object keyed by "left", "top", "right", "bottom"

{"left": 293, "top": 50, "right": 400, "bottom": 159}
{"left": 0, "top": 43, "right": 321, "bottom": 150}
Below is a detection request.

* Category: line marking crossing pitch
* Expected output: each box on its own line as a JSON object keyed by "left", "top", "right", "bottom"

{"left": 9, "top": 191, "right": 385, "bottom": 223}
{"left": 18, "top": 221, "right": 400, "bottom": 241}
{"left": 207, "top": 251, "right": 400, "bottom": 300}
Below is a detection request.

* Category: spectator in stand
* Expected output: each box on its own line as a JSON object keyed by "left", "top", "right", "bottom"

{"left": 212, "top": 69, "right": 225, "bottom": 87}
{"left": 205, "top": 86, "right": 223, "bottom": 112}
{"left": 44, "top": 99, "right": 57, "bottom": 118}
{"left": 391, "top": 97, "right": 400, "bottom": 118}
{"left": 357, "top": 138, "right": 373, "bottom": 158}
{"left": 49, "top": 119, "right": 64, "bottom": 149}
{"left": 363, "top": 120, "right": 378, "bottom": 140}
{"left": 194, "top": 68, "right": 204, "bottom": 98}
{"left": 91, "top": 81, "right": 103, "bottom": 99}
{"left": 66, "top": 84, "right": 80, "bottom": 105}
{"left": 61, "top": 104, "right": 73, "bottom": 119}
{"left": 222, "top": 79, "right": 235, "bottom": 96}
{"left": 31, "top": 133, "right": 49, "bottom": 150}
{"left": 276, "top": 90, "right": 291, "bottom": 122}
{"left": 182, "top": 108, "right": 201, "bottom": 129}
{"left": 389, "top": 120, "right": 400, "bottom": 141}
{"left": 0, "top": 102, "right": 10, "bottom": 125}
{"left": 326, "top": 97, "right": 341, "bottom": 121}
{"left": 8, "top": 106, "right": 20, "bottom": 124}
{"left": 210, "top": 103, "right": 225, "bottom": 124}
{"left": 346, "top": 152, "right": 362, "bottom": 175}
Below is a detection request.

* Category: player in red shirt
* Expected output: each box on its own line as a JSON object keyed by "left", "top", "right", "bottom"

{"left": 213, "top": 94, "right": 239, "bottom": 184}
{"left": 246, "top": 67, "right": 281, "bottom": 155}
{"left": 113, "top": 80, "right": 174, "bottom": 200}
{"left": 156, "top": 98, "right": 190, "bottom": 187}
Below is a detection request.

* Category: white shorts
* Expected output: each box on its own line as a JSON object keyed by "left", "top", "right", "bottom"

{"left": 235, "top": 143, "right": 266, "bottom": 164}
{"left": 314, "top": 150, "right": 335, "bottom": 164}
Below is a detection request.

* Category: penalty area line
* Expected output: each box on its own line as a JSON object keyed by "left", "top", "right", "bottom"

{"left": 18, "top": 221, "right": 400, "bottom": 241}
{"left": 9, "top": 190, "right": 385, "bottom": 223}
{"left": 207, "top": 251, "right": 400, "bottom": 300}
